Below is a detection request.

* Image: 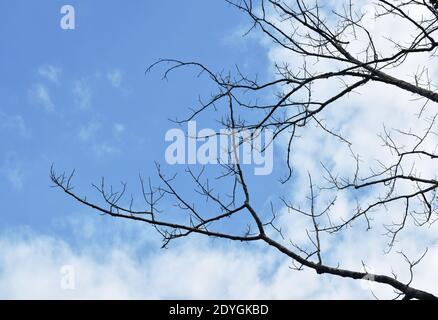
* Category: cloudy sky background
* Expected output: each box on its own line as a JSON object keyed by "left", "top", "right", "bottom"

{"left": 1, "top": 0, "right": 437, "bottom": 299}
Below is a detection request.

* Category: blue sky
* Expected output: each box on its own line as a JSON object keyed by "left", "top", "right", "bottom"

{"left": 0, "top": 0, "right": 282, "bottom": 240}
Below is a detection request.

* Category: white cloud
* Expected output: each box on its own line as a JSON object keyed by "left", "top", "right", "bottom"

{"left": 73, "top": 80, "right": 92, "bottom": 109}
{"left": 113, "top": 123, "right": 125, "bottom": 138}
{"left": 77, "top": 122, "right": 122, "bottom": 157}
{"left": 0, "top": 113, "right": 29, "bottom": 137}
{"left": 78, "top": 122, "right": 101, "bottom": 142}
{"left": 0, "top": 153, "right": 24, "bottom": 190}
{"left": 107, "top": 70, "right": 123, "bottom": 88}
{"left": 94, "top": 142, "right": 120, "bottom": 156}
{"left": 0, "top": 220, "right": 371, "bottom": 299}
{"left": 2, "top": 210, "right": 436, "bottom": 300}
{"left": 28, "top": 84, "right": 55, "bottom": 112}
{"left": 38, "top": 65, "right": 62, "bottom": 84}
{"left": 1, "top": 166, "right": 24, "bottom": 190}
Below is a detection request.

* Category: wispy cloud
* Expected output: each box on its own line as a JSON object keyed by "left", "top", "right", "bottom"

{"left": 78, "top": 121, "right": 101, "bottom": 142}
{"left": 73, "top": 80, "right": 92, "bottom": 109}
{"left": 0, "top": 153, "right": 24, "bottom": 190}
{"left": 38, "top": 65, "right": 62, "bottom": 84}
{"left": 107, "top": 69, "right": 123, "bottom": 88}
{"left": 3, "top": 166, "right": 24, "bottom": 190}
{"left": 28, "top": 84, "right": 55, "bottom": 112}
{"left": 77, "top": 122, "right": 121, "bottom": 156}
{"left": 0, "top": 113, "right": 29, "bottom": 137}
{"left": 113, "top": 123, "right": 125, "bottom": 138}
{"left": 94, "top": 142, "right": 120, "bottom": 156}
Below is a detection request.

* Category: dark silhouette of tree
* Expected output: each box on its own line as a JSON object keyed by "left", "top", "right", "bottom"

{"left": 51, "top": 0, "right": 438, "bottom": 300}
